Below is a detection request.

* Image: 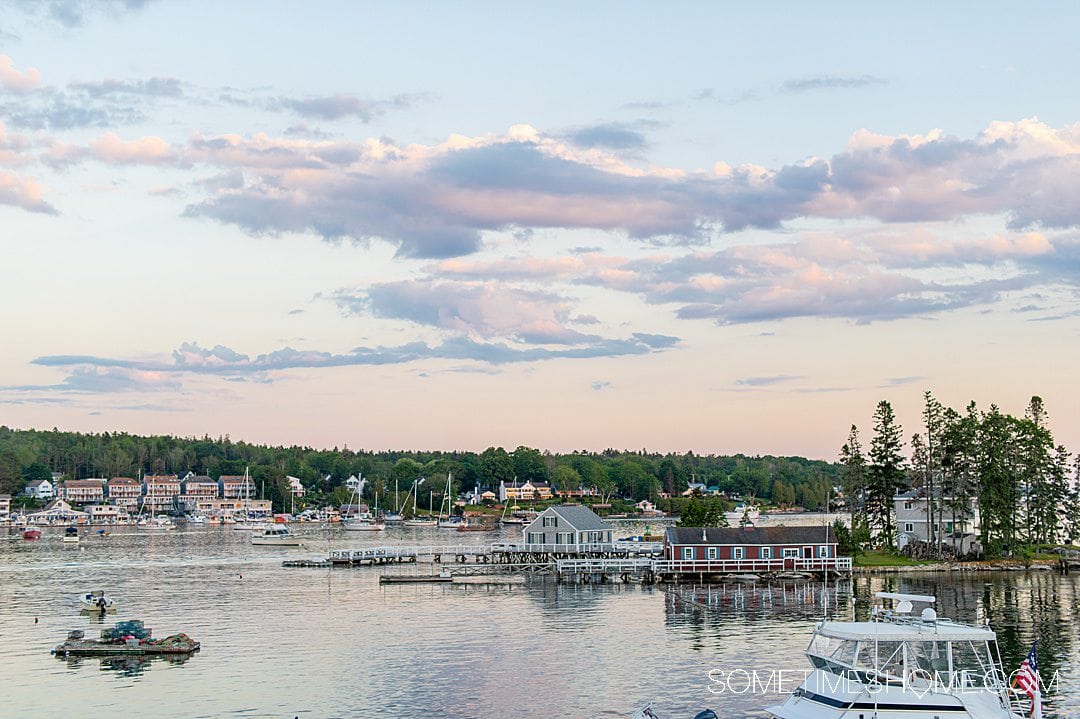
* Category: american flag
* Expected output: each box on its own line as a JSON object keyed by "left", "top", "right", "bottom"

{"left": 1013, "top": 641, "right": 1040, "bottom": 716}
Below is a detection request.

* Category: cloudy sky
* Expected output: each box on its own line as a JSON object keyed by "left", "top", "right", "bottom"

{"left": 2, "top": 1, "right": 1078, "bottom": 459}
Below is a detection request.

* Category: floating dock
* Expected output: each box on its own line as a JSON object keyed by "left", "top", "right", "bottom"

{"left": 379, "top": 574, "right": 453, "bottom": 584}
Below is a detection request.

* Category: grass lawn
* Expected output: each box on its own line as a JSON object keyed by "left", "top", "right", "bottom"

{"left": 854, "top": 550, "right": 938, "bottom": 567}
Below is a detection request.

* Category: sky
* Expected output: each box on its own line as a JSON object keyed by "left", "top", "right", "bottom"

{"left": 1, "top": 1, "right": 1079, "bottom": 460}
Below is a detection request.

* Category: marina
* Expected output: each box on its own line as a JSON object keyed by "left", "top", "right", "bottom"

{"left": 2, "top": 517, "right": 1079, "bottom": 718}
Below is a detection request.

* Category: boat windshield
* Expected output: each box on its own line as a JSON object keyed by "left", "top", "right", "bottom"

{"left": 949, "top": 640, "right": 998, "bottom": 688}
{"left": 809, "top": 633, "right": 1000, "bottom": 688}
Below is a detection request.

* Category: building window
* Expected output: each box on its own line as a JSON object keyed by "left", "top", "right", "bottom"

{"left": 783, "top": 548, "right": 799, "bottom": 558}
{"left": 733, "top": 547, "right": 744, "bottom": 560}
{"left": 555, "top": 532, "right": 574, "bottom": 544}
{"left": 904, "top": 501, "right": 913, "bottom": 510}
{"left": 527, "top": 532, "right": 544, "bottom": 544}
{"left": 707, "top": 547, "right": 718, "bottom": 560}
{"left": 543, "top": 516, "right": 557, "bottom": 527}
{"left": 904, "top": 523, "right": 914, "bottom": 533}
{"left": 818, "top": 546, "right": 830, "bottom": 558}
{"left": 682, "top": 547, "right": 694, "bottom": 561}
{"left": 761, "top": 547, "right": 772, "bottom": 559}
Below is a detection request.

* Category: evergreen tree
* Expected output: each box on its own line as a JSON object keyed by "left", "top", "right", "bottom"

{"left": 868, "top": 400, "right": 906, "bottom": 547}
{"left": 1021, "top": 396, "right": 1057, "bottom": 549}
{"left": 839, "top": 425, "right": 868, "bottom": 514}
{"left": 977, "top": 405, "right": 1022, "bottom": 556}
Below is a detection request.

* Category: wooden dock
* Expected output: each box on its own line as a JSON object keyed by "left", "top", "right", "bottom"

{"left": 285, "top": 541, "right": 851, "bottom": 584}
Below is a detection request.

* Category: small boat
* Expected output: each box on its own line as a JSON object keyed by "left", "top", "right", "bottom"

{"left": 147, "top": 515, "right": 176, "bottom": 531}
{"left": 632, "top": 708, "right": 716, "bottom": 719}
{"left": 403, "top": 517, "right": 438, "bottom": 527}
{"left": 457, "top": 519, "right": 497, "bottom": 532}
{"left": 79, "top": 591, "right": 117, "bottom": 614}
{"left": 437, "top": 516, "right": 465, "bottom": 529}
{"left": 382, "top": 512, "right": 405, "bottom": 523}
{"left": 250, "top": 525, "right": 303, "bottom": 546}
{"left": 766, "top": 592, "right": 1029, "bottom": 719}
{"left": 22, "top": 528, "right": 42, "bottom": 540}
{"left": 62, "top": 526, "right": 79, "bottom": 544}
{"left": 343, "top": 515, "right": 385, "bottom": 531}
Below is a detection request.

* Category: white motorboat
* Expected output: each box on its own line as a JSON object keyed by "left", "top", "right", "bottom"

{"left": 62, "top": 526, "right": 79, "bottom": 543}
{"left": 250, "top": 525, "right": 303, "bottom": 546}
{"left": 147, "top": 515, "right": 177, "bottom": 530}
{"left": 79, "top": 590, "right": 117, "bottom": 613}
{"left": 403, "top": 517, "right": 437, "bottom": 527}
{"left": 767, "top": 592, "right": 1029, "bottom": 719}
{"left": 343, "top": 515, "right": 385, "bottom": 531}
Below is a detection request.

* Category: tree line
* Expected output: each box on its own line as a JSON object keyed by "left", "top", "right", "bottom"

{"left": 838, "top": 393, "right": 1079, "bottom": 558}
{"left": 0, "top": 425, "right": 840, "bottom": 514}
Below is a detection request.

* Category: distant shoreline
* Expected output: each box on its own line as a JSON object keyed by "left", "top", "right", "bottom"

{"left": 854, "top": 559, "right": 1061, "bottom": 574}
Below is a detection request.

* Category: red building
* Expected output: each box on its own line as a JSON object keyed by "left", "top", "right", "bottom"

{"left": 663, "top": 525, "right": 849, "bottom": 574}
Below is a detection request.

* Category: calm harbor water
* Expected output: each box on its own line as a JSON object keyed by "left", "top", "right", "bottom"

{"left": 2, "top": 524, "right": 1079, "bottom": 719}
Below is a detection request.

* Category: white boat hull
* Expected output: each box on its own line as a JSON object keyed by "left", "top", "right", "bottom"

{"left": 251, "top": 537, "right": 303, "bottom": 546}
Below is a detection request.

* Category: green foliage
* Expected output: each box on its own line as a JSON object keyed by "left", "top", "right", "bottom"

{"left": 868, "top": 400, "right": 906, "bottom": 547}
{"left": 0, "top": 426, "right": 842, "bottom": 514}
{"left": 676, "top": 497, "right": 730, "bottom": 527}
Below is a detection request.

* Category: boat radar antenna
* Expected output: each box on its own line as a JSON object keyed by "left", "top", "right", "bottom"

{"left": 874, "top": 591, "right": 935, "bottom": 615}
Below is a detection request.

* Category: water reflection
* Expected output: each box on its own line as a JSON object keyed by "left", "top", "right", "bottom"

{"left": 57, "top": 652, "right": 193, "bottom": 678}
{"left": 4, "top": 528, "right": 1080, "bottom": 718}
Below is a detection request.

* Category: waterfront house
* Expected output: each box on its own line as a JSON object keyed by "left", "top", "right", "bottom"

{"left": 286, "top": 475, "right": 305, "bottom": 497}
{"left": 663, "top": 525, "right": 844, "bottom": 573}
{"left": 61, "top": 479, "right": 106, "bottom": 506}
{"left": 25, "top": 499, "right": 88, "bottom": 524}
{"left": 500, "top": 479, "right": 554, "bottom": 502}
{"left": 106, "top": 477, "right": 142, "bottom": 508}
{"left": 178, "top": 476, "right": 220, "bottom": 512}
{"left": 87, "top": 504, "right": 129, "bottom": 524}
{"left": 894, "top": 489, "right": 981, "bottom": 555}
{"left": 24, "top": 478, "right": 55, "bottom": 500}
{"left": 143, "top": 475, "right": 181, "bottom": 514}
{"left": 555, "top": 485, "right": 599, "bottom": 498}
{"left": 0, "top": 493, "right": 10, "bottom": 518}
{"left": 636, "top": 500, "right": 665, "bottom": 517}
{"left": 219, "top": 474, "right": 257, "bottom": 500}
{"left": 681, "top": 480, "right": 707, "bottom": 497}
{"left": 523, "top": 505, "right": 614, "bottom": 549}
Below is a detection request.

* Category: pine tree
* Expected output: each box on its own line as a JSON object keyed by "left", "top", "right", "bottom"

{"left": 839, "top": 425, "right": 868, "bottom": 514}
{"left": 868, "top": 400, "right": 906, "bottom": 547}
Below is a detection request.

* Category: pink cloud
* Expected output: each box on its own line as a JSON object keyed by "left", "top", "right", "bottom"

{"left": 90, "top": 133, "right": 175, "bottom": 165}
{"left": 0, "top": 171, "right": 56, "bottom": 214}
{"left": 0, "top": 55, "right": 41, "bottom": 92}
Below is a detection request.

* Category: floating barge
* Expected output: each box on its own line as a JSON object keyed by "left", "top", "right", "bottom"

{"left": 52, "top": 621, "right": 200, "bottom": 658}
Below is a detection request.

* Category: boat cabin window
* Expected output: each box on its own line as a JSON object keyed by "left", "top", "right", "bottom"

{"left": 808, "top": 635, "right": 858, "bottom": 666}
{"left": 855, "top": 641, "right": 905, "bottom": 678}
{"left": 905, "top": 641, "right": 950, "bottom": 678}
{"left": 949, "top": 640, "right": 996, "bottom": 688}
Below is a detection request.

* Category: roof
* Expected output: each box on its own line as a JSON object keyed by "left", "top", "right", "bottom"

{"left": 108, "top": 477, "right": 138, "bottom": 484}
{"left": 666, "top": 525, "right": 836, "bottom": 545}
{"left": 27, "top": 479, "right": 51, "bottom": 487}
{"left": 543, "top": 505, "right": 611, "bottom": 531}
{"left": 816, "top": 619, "right": 995, "bottom": 642}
